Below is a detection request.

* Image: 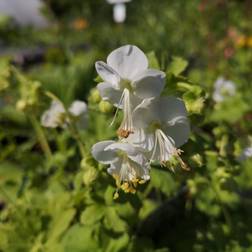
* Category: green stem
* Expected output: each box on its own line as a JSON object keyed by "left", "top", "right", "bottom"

{"left": 29, "top": 115, "right": 52, "bottom": 159}
{"left": 69, "top": 124, "right": 86, "bottom": 159}
{"left": 0, "top": 185, "right": 15, "bottom": 205}
{"left": 66, "top": 113, "right": 86, "bottom": 159}
{"left": 210, "top": 181, "right": 233, "bottom": 231}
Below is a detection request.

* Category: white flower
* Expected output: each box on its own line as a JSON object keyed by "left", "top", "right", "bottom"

{"left": 68, "top": 100, "right": 88, "bottom": 129}
{"left": 91, "top": 140, "right": 150, "bottom": 193}
{"left": 41, "top": 100, "right": 65, "bottom": 128}
{"left": 128, "top": 96, "right": 190, "bottom": 168}
{"left": 213, "top": 77, "right": 236, "bottom": 103}
{"left": 113, "top": 3, "right": 126, "bottom": 23}
{"left": 106, "top": 0, "right": 131, "bottom": 3}
{"left": 106, "top": 0, "right": 131, "bottom": 23}
{"left": 41, "top": 100, "right": 88, "bottom": 129}
{"left": 237, "top": 146, "right": 252, "bottom": 162}
{"left": 95, "top": 45, "right": 165, "bottom": 137}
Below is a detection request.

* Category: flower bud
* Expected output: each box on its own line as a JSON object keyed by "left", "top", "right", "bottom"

{"left": 83, "top": 166, "right": 97, "bottom": 186}
{"left": 190, "top": 153, "right": 203, "bottom": 167}
{"left": 99, "top": 100, "right": 113, "bottom": 113}
{"left": 89, "top": 88, "right": 101, "bottom": 104}
{"left": 16, "top": 100, "right": 27, "bottom": 111}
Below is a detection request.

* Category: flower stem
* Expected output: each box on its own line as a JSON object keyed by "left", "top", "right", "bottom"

{"left": 29, "top": 115, "right": 52, "bottom": 159}
{"left": 66, "top": 114, "right": 86, "bottom": 159}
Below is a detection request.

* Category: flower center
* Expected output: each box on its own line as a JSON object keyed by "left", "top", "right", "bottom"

{"left": 147, "top": 121, "right": 162, "bottom": 133}
{"left": 117, "top": 88, "right": 134, "bottom": 138}
{"left": 113, "top": 154, "right": 146, "bottom": 194}
{"left": 120, "top": 79, "right": 133, "bottom": 92}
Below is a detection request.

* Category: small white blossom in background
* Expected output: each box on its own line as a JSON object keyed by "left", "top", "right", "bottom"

{"left": 41, "top": 101, "right": 65, "bottom": 128}
{"left": 237, "top": 145, "right": 252, "bottom": 162}
{"left": 41, "top": 100, "right": 88, "bottom": 129}
{"left": 68, "top": 101, "right": 88, "bottom": 129}
{"left": 106, "top": 0, "right": 131, "bottom": 23}
{"left": 213, "top": 77, "right": 236, "bottom": 103}
{"left": 92, "top": 44, "right": 190, "bottom": 195}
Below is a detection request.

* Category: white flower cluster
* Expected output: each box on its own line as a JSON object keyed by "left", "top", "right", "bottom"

{"left": 92, "top": 45, "right": 190, "bottom": 194}
{"left": 41, "top": 100, "right": 88, "bottom": 129}
{"left": 213, "top": 77, "right": 236, "bottom": 103}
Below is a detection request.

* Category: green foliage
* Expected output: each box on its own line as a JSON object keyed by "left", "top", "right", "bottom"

{"left": 1, "top": 1, "right": 252, "bottom": 251}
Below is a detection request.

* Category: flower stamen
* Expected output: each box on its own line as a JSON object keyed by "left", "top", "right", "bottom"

{"left": 152, "top": 129, "right": 190, "bottom": 171}
{"left": 117, "top": 88, "right": 134, "bottom": 138}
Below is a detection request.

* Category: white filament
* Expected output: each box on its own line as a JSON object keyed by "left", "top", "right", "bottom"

{"left": 151, "top": 129, "right": 176, "bottom": 162}
{"left": 119, "top": 88, "right": 133, "bottom": 132}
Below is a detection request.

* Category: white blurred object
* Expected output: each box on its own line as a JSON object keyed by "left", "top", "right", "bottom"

{"left": 237, "top": 146, "right": 252, "bottom": 162}
{"left": 213, "top": 77, "right": 236, "bottom": 103}
{"left": 107, "top": 0, "right": 131, "bottom": 3}
{"left": 106, "top": 0, "right": 131, "bottom": 23}
{"left": 113, "top": 3, "right": 126, "bottom": 23}
{"left": 0, "top": 0, "right": 48, "bottom": 27}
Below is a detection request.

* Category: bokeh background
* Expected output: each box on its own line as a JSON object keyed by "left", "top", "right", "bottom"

{"left": 0, "top": 1, "right": 252, "bottom": 251}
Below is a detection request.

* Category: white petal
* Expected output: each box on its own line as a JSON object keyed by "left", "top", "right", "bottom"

{"left": 107, "top": 45, "right": 148, "bottom": 80}
{"left": 69, "top": 100, "right": 87, "bottom": 116}
{"left": 107, "top": 159, "right": 122, "bottom": 176}
{"left": 214, "top": 77, "right": 225, "bottom": 89}
{"left": 41, "top": 101, "right": 65, "bottom": 128}
{"left": 108, "top": 156, "right": 150, "bottom": 182}
{"left": 95, "top": 61, "right": 120, "bottom": 87}
{"left": 104, "top": 142, "right": 139, "bottom": 156}
{"left": 163, "top": 118, "right": 190, "bottom": 148}
{"left": 158, "top": 97, "right": 188, "bottom": 123}
{"left": 91, "top": 140, "right": 118, "bottom": 164}
{"left": 133, "top": 97, "right": 188, "bottom": 128}
{"left": 127, "top": 128, "right": 154, "bottom": 151}
{"left": 132, "top": 98, "right": 159, "bottom": 128}
{"left": 97, "top": 82, "right": 123, "bottom": 108}
{"left": 132, "top": 69, "right": 165, "bottom": 99}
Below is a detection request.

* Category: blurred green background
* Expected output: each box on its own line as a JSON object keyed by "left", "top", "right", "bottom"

{"left": 0, "top": 0, "right": 252, "bottom": 251}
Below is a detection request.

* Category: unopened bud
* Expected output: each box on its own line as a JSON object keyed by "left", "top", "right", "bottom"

{"left": 89, "top": 88, "right": 101, "bottom": 104}
{"left": 99, "top": 100, "right": 113, "bottom": 113}
{"left": 16, "top": 100, "right": 27, "bottom": 111}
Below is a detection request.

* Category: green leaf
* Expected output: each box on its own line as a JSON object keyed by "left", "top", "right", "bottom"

{"left": 147, "top": 52, "right": 160, "bottom": 69}
{"left": 61, "top": 224, "right": 100, "bottom": 252}
{"left": 139, "top": 199, "right": 159, "bottom": 220}
{"left": 167, "top": 57, "right": 188, "bottom": 76}
{"left": 46, "top": 208, "right": 76, "bottom": 244}
{"left": 104, "top": 207, "right": 127, "bottom": 232}
{"left": 80, "top": 204, "right": 105, "bottom": 225}
{"left": 150, "top": 168, "right": 176, "bottom": 196}
{"left": 105, "top": 233, "right": 129, "bottom": 252}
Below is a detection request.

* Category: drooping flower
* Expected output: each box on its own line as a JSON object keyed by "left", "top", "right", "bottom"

{"left": 128, "top": 96, "right": 190, "bottom": 169}
{"left": 68, "top": 100, "right": 88, "bottom": 129}
{"left": 213, "top": 77, "right": 236, "bottom": 103}
{"left": 41, "top": 100, "right": 65, "bottom": 128}
{"left": 41, "top": 100, "right": 88, "bottom": 129}
{"left": 91, "top": 140, "right": 150, "bottom": 193}
{"left": 106, "top": 0, "right": 131, "bottom": 23}
{"left": 95, "top": 45, "right": 165, "bottom": 138}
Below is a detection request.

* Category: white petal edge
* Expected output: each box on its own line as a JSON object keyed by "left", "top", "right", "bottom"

{"left": 91, "top": 140, "right": 118, "bottom": 164}
{"left": 97, "top": 82, "right": 123, "bottom": 108}
{"left": 95, "top": 61, "right": 120, "bottom": 88}
{"left": 107, "top": 45, "right": 148, "bottom": 80}
{"left": 132, "top": 69, "right": 165, "bottom": 99}
{"left": 69, "top": 100, "right": 87, "bottom": 117}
